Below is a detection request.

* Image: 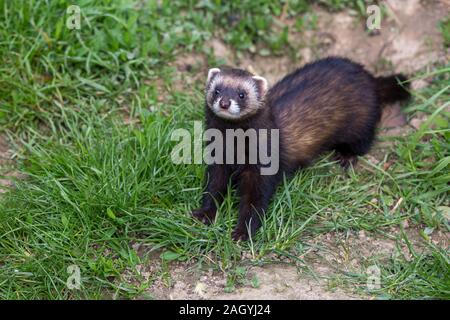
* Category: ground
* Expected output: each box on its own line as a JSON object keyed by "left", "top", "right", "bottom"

{"left": 0, "top": 0, "right": 448, "bottom": 300}
{"left": 131, "top": 223, "right": 448, "bottom": 300}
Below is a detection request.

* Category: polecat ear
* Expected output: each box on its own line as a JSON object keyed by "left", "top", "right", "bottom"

{"left": 252, "top": 75, "right": 268, "bottom": 97}
{"left": 207, "top": 68, "right": 221, "bottom": 85}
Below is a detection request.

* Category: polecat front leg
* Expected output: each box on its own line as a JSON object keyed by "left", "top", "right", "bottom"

{"left": 192, "top": 164, "right": 230, "bottom": 224}
{"left": 232, "top": 169, "right": 280, "bottom": 241}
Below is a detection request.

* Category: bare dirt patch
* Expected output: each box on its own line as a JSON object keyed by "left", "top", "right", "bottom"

{"left": 0, "top": 135, "right": 21, "bottom": 193}
{"left": 130, "top": 226, "right": 448, "bottom": 300}
{"left": 125, "top": 254, "right": 359, "bottom": 300}
{"left": 306, "top": 227, "right": 449, "bottom": 273}
{"left": 231, "top": 0, "right": 449, "bottom": 81}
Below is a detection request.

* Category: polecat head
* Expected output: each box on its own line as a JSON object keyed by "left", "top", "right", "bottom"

{"left": 205, "top": 67, "right": 268, "bottom": 121}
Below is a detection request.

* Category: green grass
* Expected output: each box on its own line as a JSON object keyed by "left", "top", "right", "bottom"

{"left": 344, "top": 242, "right": 450, "bottom": 300}
{"left": 0, "top": 0, "right": 381, "bottom": 132}
{"left": 375, "top": 244, "right": 449, "bottom": 299}
{"left": 0, "top": 0, "right": 449, "bottom": 300}
{"left": 439, "top": 16, "right": 450, "bottom": 48}
{"left": 1, "top": 68, "right": 448, "bottom": 299}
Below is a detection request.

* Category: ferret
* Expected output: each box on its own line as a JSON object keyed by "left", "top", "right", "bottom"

{"left": 191, "top": 56, "right": 410, "bottom": 241}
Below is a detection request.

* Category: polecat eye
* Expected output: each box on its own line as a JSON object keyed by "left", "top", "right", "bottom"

{"left": 215, "top": 89, "right": 220, "bottom": 95}
{"left": 239, "top": 92, "right": 245, "bottom": 99}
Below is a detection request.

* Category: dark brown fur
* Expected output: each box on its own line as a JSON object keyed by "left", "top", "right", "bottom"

{"left": 192, "top": 57, "right": 410, "bottom": 240}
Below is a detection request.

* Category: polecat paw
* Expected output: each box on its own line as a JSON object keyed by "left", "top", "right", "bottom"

{"left": 334, "top": 153, "right": 358, "bottom": 170}
{"left": 231, "top": 228, "right": 250, "bottom": 241}
{"left": 191, "top": 208, "right": 216, "bottom": 225}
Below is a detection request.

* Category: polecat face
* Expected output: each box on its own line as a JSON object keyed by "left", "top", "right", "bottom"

{"left": 205, "top": 67, "right": 268, "bottom": 121}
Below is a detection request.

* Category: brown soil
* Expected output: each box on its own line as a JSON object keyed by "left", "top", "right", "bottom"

{"left": 124, "top": 226, "right": 448, "bottom": 300}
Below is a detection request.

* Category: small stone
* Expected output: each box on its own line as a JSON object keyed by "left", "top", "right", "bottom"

{"left": 411, "top": 79, "right": 428, "bottom": 90}
{"left": 216, "top": 278, "right": 227, "bottom": 287}
{"left": 367, "top": 155, "right": 380, "bottom": 165}
{"left": 358, "top": 230, "right": 366, "bottom": 240}
{"left": 401, "top": 219, "right": 409, "bottom": 229}
{"left": 410, "top": 118, "right": 425, "bottom": 130}
{"left": 174, "top": 281, "right": 186, "bottom": 290}
{"left": 194, "top": 282, "right": 207, "bottom": 298}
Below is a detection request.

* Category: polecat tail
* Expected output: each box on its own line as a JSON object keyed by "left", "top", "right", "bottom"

{"left": 376, "top": 74, "right": 411, "bottom": 105}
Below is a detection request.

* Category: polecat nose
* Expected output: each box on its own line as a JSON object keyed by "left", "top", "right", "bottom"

{"left": 220, "top": 99, "right": 231, "bottom": 109}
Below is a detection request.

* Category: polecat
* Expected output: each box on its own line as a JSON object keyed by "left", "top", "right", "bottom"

{"left": 191, "top": 56, "right": 410, "bottom": 241}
